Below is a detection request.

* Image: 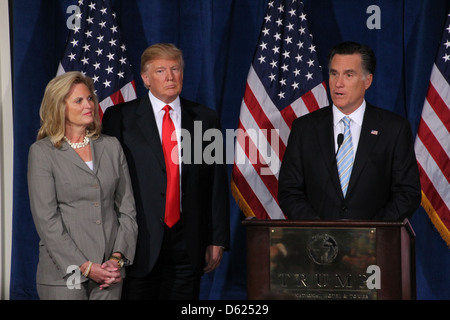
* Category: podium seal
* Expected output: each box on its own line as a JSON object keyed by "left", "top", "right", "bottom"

{"left": 307, "top": 233, "right": 338, "bottom": 265}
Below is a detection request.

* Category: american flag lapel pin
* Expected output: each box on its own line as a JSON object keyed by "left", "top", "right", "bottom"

{"left": 371, "top": 130, "right": 378, "bottom": 135}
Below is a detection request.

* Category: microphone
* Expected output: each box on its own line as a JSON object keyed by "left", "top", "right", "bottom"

{"left": 317, "top": 133, "right": 345, "bottom": 217}
{"left": 336, "top": 133, "right": 344, "bottom": 156}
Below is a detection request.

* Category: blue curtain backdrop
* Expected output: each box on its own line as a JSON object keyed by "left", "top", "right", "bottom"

{"left": 9, "top": 0, "right": 450, "bottom": 300}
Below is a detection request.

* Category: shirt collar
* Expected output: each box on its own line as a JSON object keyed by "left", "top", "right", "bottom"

{"left": 332, "top": 100, "right": 366, "bottom": 127}
{"left": 147, "top": 90, "right": 181, "bottom": 115}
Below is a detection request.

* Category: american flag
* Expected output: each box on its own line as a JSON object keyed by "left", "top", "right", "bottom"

{"left": 57, "top": 0, "right": 136, "bottom": 117}
{"left": 414, "top": 12, "right": 450, "bottom": 247}
{"left": 231, "top": 0, "right": 328, "bottom": 219}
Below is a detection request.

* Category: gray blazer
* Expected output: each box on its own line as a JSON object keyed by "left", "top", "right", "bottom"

{"left": 28, "top": 134, "right": 138, "bottom": 286}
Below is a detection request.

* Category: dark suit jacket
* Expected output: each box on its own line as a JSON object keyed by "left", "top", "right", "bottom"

{"left": 102, "top": 95, "right": 230, "bottom": 277}
{"left": 278, "top": 104, "right": 421, "bottom": 221}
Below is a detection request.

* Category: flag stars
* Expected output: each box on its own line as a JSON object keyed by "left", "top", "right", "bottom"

{"left": 258, "top": 55, "right": 266, "bottom": 64}
{"left": 272, "top": 46, "right": 280, "bottom": 54}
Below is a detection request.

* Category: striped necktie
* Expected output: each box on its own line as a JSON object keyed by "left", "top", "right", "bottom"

{"left": 336, "top": 116, "right": 354, "bottom": 197}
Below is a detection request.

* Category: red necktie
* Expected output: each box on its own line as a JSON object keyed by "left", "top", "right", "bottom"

{"left": 162, "top": 105, "right": 180, "bottom": 228}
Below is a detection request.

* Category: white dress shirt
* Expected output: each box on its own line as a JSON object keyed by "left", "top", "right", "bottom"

{"left": 333, "top": 100, "right": 366, "bottom": 154}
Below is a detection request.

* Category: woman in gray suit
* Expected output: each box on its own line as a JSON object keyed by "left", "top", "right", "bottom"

{"left": 27, "top": 72, "right": 138, "bottom": 300}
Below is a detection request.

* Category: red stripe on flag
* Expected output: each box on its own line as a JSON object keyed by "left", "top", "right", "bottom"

{"left": 418, "top": 162, "right": 450, "bottom": 228}
{"left": 280, "top": 105, "right": 298, "bottom": 130}
{"left": 236, "top": 121, "right": 280, "bottom": 202}
{"left": 427, "top": 83, "right": 450, "bottom": 132}
{"left": 110, "top": 90, "right": 125, "bottom": 105}
{"left": 417, "top": 119, "right": 450, "bottom": 182}
{"left": 243, "top": 84, "right": 287, "bottom": 157}
{"left": 231, "top": 166, "right": 270, "bottom": 219}
{"left": 301, "top": 90, "right": 321, "bottom": 113}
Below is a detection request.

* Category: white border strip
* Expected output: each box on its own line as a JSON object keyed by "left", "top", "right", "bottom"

{"left": 0, "top": 0, "right": 13, "bottom": 300}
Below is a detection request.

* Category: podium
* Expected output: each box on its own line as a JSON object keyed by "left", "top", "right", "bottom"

{"left": 243, "top": 219, "right": 416, "bottom": 300}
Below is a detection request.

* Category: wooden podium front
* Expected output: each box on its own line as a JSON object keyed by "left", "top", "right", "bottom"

{"left": 243, "top": 219, "right": 416, "bottom": 300}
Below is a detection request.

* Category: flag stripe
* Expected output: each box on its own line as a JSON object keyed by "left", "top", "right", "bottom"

{"left": 427, "top": 82, "right": 450, "bottom": 132}
{"left": 236, "top": 121, "right": 280, "bottom": 201}
{"left": 417, "top": 162, "right": 449, "bottom": 220}
{"left": 231, "top": 166, "right": 270, "bottom": 219}
{"left": 415, "top": 138, "right": 450, "bottom": 210}
{"left": 417, "top": 119, "right": 450, "bottom": 182}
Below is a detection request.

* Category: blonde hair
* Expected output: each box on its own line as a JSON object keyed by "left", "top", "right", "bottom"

{"left": 140, "top": 43, "right": 184, "bottom": 75}
{"left": 37, "top": 71, "right": 101, "bottom": 148}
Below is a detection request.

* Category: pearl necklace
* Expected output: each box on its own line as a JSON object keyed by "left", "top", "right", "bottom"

{"left": 64, "top": 136, "right": 90, "bottom": 149}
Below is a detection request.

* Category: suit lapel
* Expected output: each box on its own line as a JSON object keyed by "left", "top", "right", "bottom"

{"left": 59, "top": 141, "right": 95, "bottom": 175}
{"left": 180, "top": 99, "right": 195, "bottom": 187}
{"left": 315, "top": 107, "right": 343, "bottom": 197}
{"left": 346, "top": 104, "right": 382, "bottom": 196}
{"left": 135, "top": 95, "right": 166, "bottom": 170}
{"left": 90, "top": 137, "right": 104, "bottom": 174}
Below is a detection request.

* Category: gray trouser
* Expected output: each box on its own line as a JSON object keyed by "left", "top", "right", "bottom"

{"left": 36, "top": 280, "right": 122, "bottom": 300}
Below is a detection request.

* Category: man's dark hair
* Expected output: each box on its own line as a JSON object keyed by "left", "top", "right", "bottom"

{"left": 328, "top": 41, "right": 376, "bottom": 76}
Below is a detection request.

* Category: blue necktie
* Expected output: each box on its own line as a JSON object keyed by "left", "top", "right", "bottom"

{"left": 336, "top": 116, "right": 354, "bottom": 197}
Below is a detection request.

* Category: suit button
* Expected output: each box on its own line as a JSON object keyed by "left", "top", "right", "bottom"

{"left": 95, "top": 220, "right": 101, "bottom": 225}
{"left": 93, "top": 202, "right": 100, "bottom": 207}
{"left": 341, "top": 206, "right": 348, "bottom": 212}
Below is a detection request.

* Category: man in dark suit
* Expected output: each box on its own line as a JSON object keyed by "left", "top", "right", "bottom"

{"left": 102, "top": 43, "right": 230, "bottom": 299}
{"left": 278, "top": 41, "right": 421, "bottom": 221}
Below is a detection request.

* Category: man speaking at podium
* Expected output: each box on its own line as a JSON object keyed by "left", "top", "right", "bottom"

{"left": 278, "top": 41, "right": 421, "bottom": 221}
